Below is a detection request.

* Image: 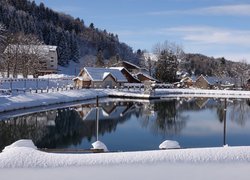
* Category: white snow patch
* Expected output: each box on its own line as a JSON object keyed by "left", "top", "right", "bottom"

{"left": 3, "top": 139, "right": 37, "bottom": 152}
{"left": 92, "top": 141, "right": 108, "bottom": 152}
{"left": 159, "top": 140, "right": 180, "bottom": 149}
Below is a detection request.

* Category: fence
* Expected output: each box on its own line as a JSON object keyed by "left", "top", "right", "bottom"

{"left": 0, "top": 77, "right": 74, "bottom": 95}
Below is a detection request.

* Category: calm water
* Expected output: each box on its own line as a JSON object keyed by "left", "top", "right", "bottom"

{"left": 1, "top": 97, "right": 250, "bottom": 151}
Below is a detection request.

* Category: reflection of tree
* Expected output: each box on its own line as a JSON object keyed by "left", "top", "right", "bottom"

{"left": 216, "top": 100, "right": 225, "bottom": 123}
{"left": 138, "top": 100, "right": 187, "bottom": 137}
{"left": 247, "top": 99, "right": 250, "bottom": 106}
{"left": 36, "top": 109, "right": 84, "bottom": 148}
{"left": 0, "top": 104, "right": 133, "bottom": 151}
{"left": 154, "top": 100, "right": 187, "bottom": 135}
{"left": 0, "top": 114, "right": 49, "bottom": 151}
{"left": 229, "top": 100, "right": 250, "bottom": 126}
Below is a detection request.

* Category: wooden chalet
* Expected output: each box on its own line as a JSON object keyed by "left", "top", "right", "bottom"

{"left": 73, "top": 67, "right": 128, "bottom": 88}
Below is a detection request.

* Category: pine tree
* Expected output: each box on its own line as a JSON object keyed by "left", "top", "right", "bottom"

{"left": 95, "top": 49, "right": 104, "bottom": 67}
{"left": 70, "top": 33, "right": 80, "bottom": 62}
{"left": 155, "top": 51, "right": 178, "bottom": 83}
{"left": 57, "top": 32, "right": 70, "bottom": 65}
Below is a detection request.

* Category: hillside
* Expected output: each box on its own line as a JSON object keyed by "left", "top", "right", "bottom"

{"left": 143, "top": 52, "right": 250, "bottom": 81}
{"left": 0, "top": 0, "right": 139, "bottom": 66}
{"left": 180, "top": 53, "right": 250, "bottom": 78}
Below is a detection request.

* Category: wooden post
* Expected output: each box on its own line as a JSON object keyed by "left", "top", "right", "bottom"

{"left": 96, "top": 96, "right": 99, "bottom": 141}
{"left": 223, "top": 98, "right": 227, "bottom": 146}
{"left": 36, "top": 78, "right": 38, "bottom": 93}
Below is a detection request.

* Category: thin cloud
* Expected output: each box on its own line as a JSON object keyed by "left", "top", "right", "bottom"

{"left": 149, "top": 4, "right": 250, "bottom": 16}
{"left": 164, "top": 26, "right": 250, "bottom": 45}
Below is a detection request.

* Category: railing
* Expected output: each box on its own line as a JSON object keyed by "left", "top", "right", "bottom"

{"left": 0, "top": 77, "right": 74, "bottom": 95}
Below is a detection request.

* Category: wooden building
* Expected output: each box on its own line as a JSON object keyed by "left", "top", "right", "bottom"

{"left": 194, "top": 75, "right": 236, "bottom": 89}
{"left": 73, "top": 67, "right": 128, "bottom": 88}
{"left": 136, "top": 72, "right": 160, "bottom": 83}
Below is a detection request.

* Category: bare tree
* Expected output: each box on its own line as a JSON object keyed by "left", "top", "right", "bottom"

{"left": 3, "top": 32, "right": 46, "bottom": 78}
{"left": 0, "top": 23, "right": 7, "bottom": 76}
{"left": 153, "top": 40, "right": 185, "bottom": 61}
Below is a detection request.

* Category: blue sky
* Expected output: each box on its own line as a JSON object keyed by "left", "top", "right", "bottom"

{"left": 34, "top": 0, "right": 250, "bottom": 62}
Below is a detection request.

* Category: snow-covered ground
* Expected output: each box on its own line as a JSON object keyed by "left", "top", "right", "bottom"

{"left": 0, "top": 140, "right": 250, "bottom": 180}
{"left": 0, "top": 89, "right": 109, "bottom": 113}
{"left": 1, "top": 88, "right": 250, "bottom": 113}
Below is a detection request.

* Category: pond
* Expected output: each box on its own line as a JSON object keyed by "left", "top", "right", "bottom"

{"left": 1, "top": 97, "right": 250, "bottom": 152}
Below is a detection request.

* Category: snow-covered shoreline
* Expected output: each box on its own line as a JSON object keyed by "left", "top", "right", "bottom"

{"left": 2, "top": 145, "right": 250, "bottom": 168}
{"left": 0, "top": 140, "right": 250, "bottom": 180}
{"left": 1, "top": 88, "right": 250, "bottom": 113}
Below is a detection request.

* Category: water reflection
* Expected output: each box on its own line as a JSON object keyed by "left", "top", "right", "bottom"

{"left": 0, "top": 98, "right": 250, "bottom": 151}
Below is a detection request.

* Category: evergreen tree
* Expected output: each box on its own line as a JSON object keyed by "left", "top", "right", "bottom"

{"left": 155, "top": 50, "right": 178, "bottom": 83}
{"left": 57, "top": 32, "right": 70, "bottom": 65}
{"left": 95, "top": 49, "right": 104, "bottom": 67}
{"left": 70, "top": 33, "right": 80, "bottom": 62}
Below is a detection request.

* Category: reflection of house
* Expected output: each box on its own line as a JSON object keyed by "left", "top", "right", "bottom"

{"left": 76, "top": 102, "right": 135, "bottom": 121}
{"left": 73, "top": 67, "right": 128, "bottom": 88}
{"left": 195, "top": 98, "right": 218, "bottom": 109}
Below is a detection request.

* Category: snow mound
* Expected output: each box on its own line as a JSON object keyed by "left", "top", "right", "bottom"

{"left": 3, "top": 139, "right": 37, "bottom": 152}
{"left": 159, "top": 140, "right": 180, "bottom": 149}
{"left": 92, "top": 141, "right": 108, "bottom": 152}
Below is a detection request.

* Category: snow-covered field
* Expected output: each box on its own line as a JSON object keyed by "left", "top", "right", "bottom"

{"left": 0, "top": 140, "right": 250, "bottom": 180}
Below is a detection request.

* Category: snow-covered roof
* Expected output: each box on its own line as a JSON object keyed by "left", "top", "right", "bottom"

{"left": 136, "top": 72, "right": 159, "bottom": 82}
{"left": 110, "top": 67, "right": 124, "bottom": 71}
{"left": 73, "top": 77, "right": 84, "bottom": 81}
{"left": 199, "top": 75, "right": 236, "bottom": 86}
{"left": 84, "top": 67, "right": 127, "bottom": 82}
{"left": 111, "top": 67, "right": 141, "bottom": 83}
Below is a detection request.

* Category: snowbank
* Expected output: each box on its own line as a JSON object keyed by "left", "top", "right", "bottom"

{"left": 159, "top": 140, "right": 180, "bottom": 149}
{"left": 1, "top": 140, "right": 250, "bottom": 168}
{"left": 92, "top": 141, "right": 109, "bottom": 152}
{"left": 2, "top": 139, "right": 37, "bottom": 152}
{"left": 0, "top": 89, "right": 108, "bottom": 113}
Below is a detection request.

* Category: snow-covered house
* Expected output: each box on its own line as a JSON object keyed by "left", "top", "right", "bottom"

{"left": 110, "top": 67, "right": 140, "bottom": 83}
{"left": 136, "top": 72, "right": 160, "bottom": 83}
{"left": 114, "top": 61, "right": 142, "bottom": 74}
{"left": 112, "top": 61, "right": 160, "bottom": 83}
{"left": 73, "top": 67, "right": 128, "bottom": 88}
{"left": 194, "top": 75, "right": 236, "bottom": 89}
{"left": 180, "top": 76, "right": 196, "bottom": 88}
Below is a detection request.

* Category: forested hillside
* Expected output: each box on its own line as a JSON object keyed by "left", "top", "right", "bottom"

{"left": 180, "top": 53, "right": 250, "bottom": 78}
{"left": 0, "top": 0, "right": 138, "bottom": 66}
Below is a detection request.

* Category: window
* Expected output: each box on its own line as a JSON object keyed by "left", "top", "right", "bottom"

{"left": 51, "top": 57, "right": 54, "bottom": 59}
{"left": 51, "top": 65, "right": 54, "bottom": 67}
{"left": 51, "top": 60, "right": 54, "bottom": 62}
